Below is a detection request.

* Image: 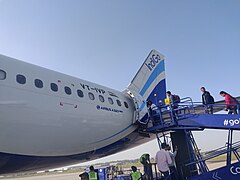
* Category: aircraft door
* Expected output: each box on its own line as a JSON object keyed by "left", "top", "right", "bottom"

{"left": 125, "top": 89, "right": 148, "bottom": 124}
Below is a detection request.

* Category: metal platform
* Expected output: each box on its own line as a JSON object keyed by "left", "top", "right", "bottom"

{"left": 140, "top": 97, "right": 240, "bottom": 179}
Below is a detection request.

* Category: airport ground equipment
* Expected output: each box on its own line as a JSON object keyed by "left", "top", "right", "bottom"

{"left": 141, "top": 97, "right": 240, "bottom": 179}
{"left": 96, "top": 166, "right": 131, "bottom": 180}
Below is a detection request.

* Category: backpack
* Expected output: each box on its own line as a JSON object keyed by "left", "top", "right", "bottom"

{"left": 232, "top": 97, "right": 240, "bottom": 105}
{"left": 173, "top": 95, "right": 180, "bottom": 103}
{"left": 209, "top": 95, "right": 215, "bottom": 104}
{"left": 140, "top": 154, "right": 149, "bottom": 164}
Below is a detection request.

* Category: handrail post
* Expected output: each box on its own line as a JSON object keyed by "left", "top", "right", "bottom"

{"left": 226, "top": 129, "right": 233, "bottom": 166}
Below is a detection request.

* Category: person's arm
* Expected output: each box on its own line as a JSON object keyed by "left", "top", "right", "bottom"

{"left": 225, "top": 95, "right": 231, "bottom": 109}
{"left": 147, "top": 156, "right": 151, "bottom": 164}
{"left": 139, "top": 172, "right": 143, "bottom": 180}
{"left": 172, "top": 146, "right": 178, "bottom": 157}
{"left": 172, "top": 150, "right": 177, "bottom": 157}
{"left": 170, "top": 95, "right": 174, "bottom": 104}
{"left": 166, "top": 151, "right": 172, "bottom": 165}
{"left": 202, "top": 94, "right": 205, "bottom": 105}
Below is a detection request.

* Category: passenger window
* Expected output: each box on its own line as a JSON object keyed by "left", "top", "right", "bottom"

{"left": 108, "top": 97, "right": 114, "bottom": 105}
{"left": 64, "top": 86, "right": 72, "bottom": 95}
{"left": 99, "top": 95, "right": 105, "bottom": 102}
{"left": 0, "top": 70, "right": 6, "bottom": 80}
{"left": 16, "top": 74, "right": 26, "bottom": 84}
{"left": 116, "top": 99, "right": 121, "bottom": 106}
{"left": 88, "top": 92, "right": 95, "bottom": 100}
{"left": 50, "top": 83, "right": 58, "bottom": 92}
{"left": 77, "top": 89, "right": 84, "bottom": 98}
{"left": 35, "top": 79, "right": 43, "bottom": 88}
{"left": 124, "top": 102, "right": 129, "bottom": 108}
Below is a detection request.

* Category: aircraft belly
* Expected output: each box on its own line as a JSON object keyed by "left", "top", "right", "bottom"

{"left": 0, "top": 97, "right": 135, "bottom": 156}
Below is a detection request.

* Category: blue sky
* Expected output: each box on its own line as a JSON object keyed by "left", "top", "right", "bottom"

{"left": 0, "top": 0, "right": 240, "bottom": 164}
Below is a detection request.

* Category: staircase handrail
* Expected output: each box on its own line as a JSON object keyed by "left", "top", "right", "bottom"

{"left": 185, "top": 140, "right": 240, "bottom": 167}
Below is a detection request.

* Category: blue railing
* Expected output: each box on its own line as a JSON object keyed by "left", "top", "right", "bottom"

{"left": 144, "top": 97, "right": 240, "bottom": 179}
{"left": 147, "top": 97, "right": 240, "bottom": 131}
{"left": 148, "top": 97, "right": 195, "bottom": 129}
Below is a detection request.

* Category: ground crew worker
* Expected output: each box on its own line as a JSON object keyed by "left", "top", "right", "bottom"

{"left": 140, "top": 153, "right": 153, "bottom": 180}
{"left": 89, "top": 165, "right": 98, "bottom": 180}
{"left": 131, "top": 166, "right": 142, "bottom": 180}
{"left": 79, "top": 172, "right": 89, "bottom": 180}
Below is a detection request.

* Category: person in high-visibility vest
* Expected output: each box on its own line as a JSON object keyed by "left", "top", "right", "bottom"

{"left": 131, "top": 166, "right": 142, "bottom": 180}
{"left": 164, "top": 98, "right": 170, "bottom": 105}
{"left": 89, "top": 166, "right": 98, "bottom": 180}
{"left": 140, "top": 153, "right": 153, "bottom": 180}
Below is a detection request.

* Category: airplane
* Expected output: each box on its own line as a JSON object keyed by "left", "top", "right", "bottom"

{"left": 0, "top": 49, "right": 166, "bottom": 174}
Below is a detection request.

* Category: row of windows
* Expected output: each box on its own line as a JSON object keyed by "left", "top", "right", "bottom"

{"left": 0, "top": 70, "right": 129, "bottom": 108}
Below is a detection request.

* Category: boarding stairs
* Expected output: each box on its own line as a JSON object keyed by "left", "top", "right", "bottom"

{"left": 138, "top": 97, "right": 240, "bottom": 179}
{"left": 144, "top": 97, "right": 240, "bottom": 133}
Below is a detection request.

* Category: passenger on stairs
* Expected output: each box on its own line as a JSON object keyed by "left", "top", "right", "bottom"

{"left": 166, "top": 91, "right": 180, "bottom": 120}
{"left": 219, "top": 91, "right": 238, "bottom": 114}
{"left": 200, "top": 87, "right": 215, "bottom": 114}
{"left": 147, "top": 100, "right": 160, "bottom": 125}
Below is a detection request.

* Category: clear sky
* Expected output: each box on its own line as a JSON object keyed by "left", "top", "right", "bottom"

{"left": 0, "top": 0, "right": 240, "bottom": 165}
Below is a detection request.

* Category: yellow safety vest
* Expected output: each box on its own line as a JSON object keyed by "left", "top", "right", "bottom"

{"left": 89, "top": 171, "right": 98, "bottom": 180}
{"left": 131, "top": 171, "right": 141, "bottom": 180}
{"left": 164, "top": 98, "right": 170, "bottom": 105}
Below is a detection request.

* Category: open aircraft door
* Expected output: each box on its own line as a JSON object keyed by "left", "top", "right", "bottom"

{"left": 125, "top": 89, "right": 148, "bottom": 124}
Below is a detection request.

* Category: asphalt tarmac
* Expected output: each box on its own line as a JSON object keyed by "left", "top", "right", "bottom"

{"left": 0, "top": 161, "right": 228, "bottom": 180}
{"left": 1, "top": 172, "right": 81, "bottom": 180}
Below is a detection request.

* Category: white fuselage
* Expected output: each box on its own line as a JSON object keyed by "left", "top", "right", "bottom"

{"left": 0, "top": 55, "right": 141, "bottom": 157}
{"left": 0, "top": 50, "right": 168, "bottom": 174}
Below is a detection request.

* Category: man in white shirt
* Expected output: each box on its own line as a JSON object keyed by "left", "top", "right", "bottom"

{"left": 155, "top": 143, "right": 172, "bottom": 179}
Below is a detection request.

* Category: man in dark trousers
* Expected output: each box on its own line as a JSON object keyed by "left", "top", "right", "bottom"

{"left": 200, "top": 87, "right": 214, "bottom": 114}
